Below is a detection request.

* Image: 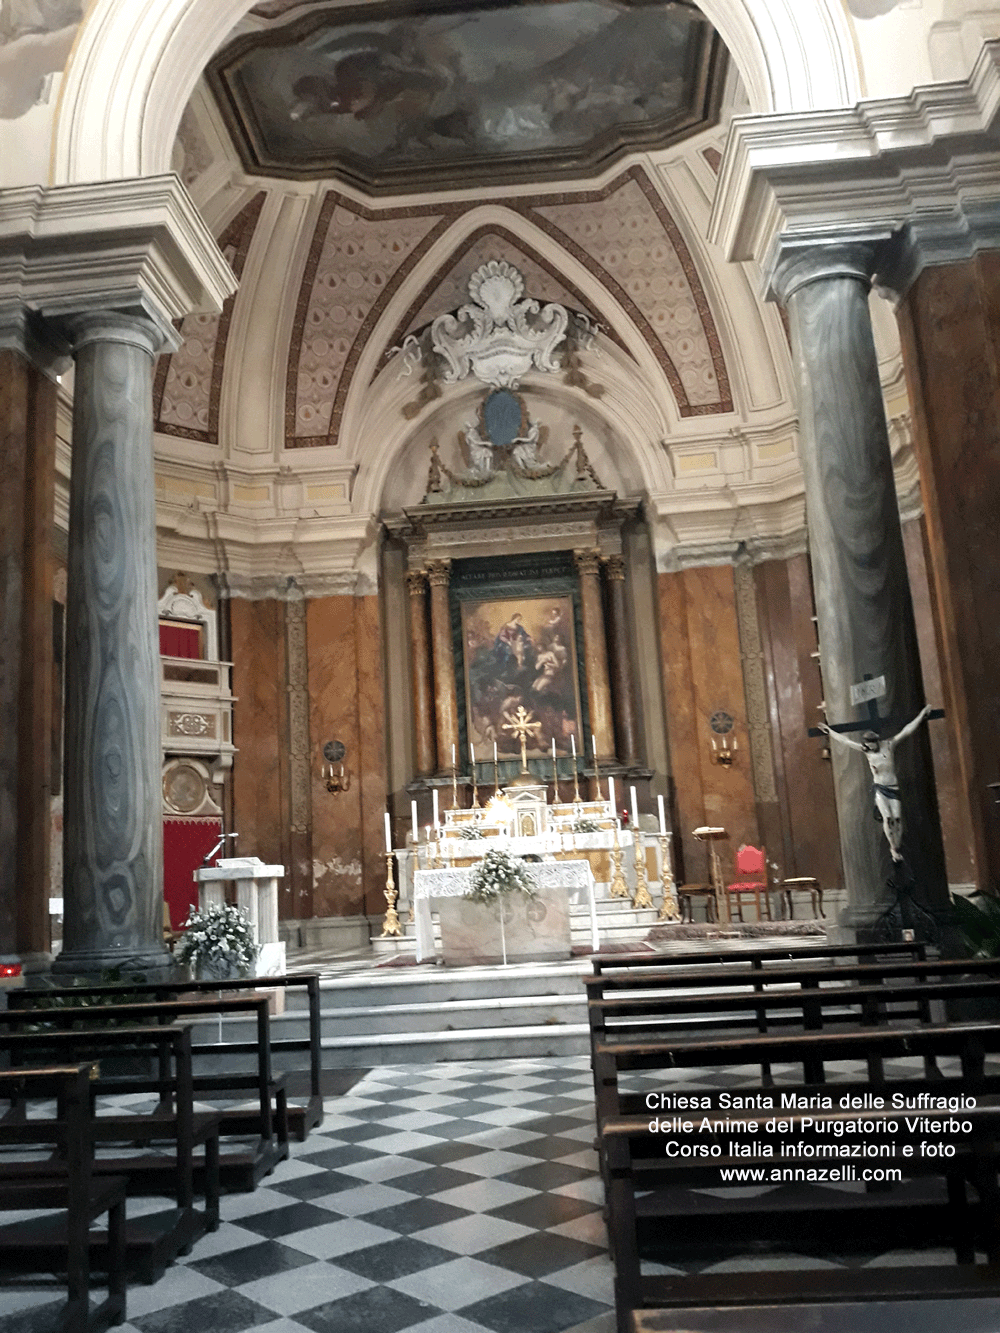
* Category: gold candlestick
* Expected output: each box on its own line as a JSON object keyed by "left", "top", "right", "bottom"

{"left": 572, "top": 760, "right": 581, "bottom": 806}
{"left": 657, "top": 832, "right": 680, "bottom": 921}
{"left": 631, "top": 829, "right": 654, "bottom": 909}
{"left": 380, "top": 852, "right": 402, "bottom": 937}
{"left": 432, "top": 829, "right": 444, "bottom": 870}
{"left": 471, "top": 762, "right": 480, "bottom": 809}
{"left": 609, "top": 821, "right": 629, "bottom": 899}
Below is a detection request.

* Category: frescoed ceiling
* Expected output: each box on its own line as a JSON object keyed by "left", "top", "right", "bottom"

{"left": 210, "top": 0, "right": 725, "bottom": 193}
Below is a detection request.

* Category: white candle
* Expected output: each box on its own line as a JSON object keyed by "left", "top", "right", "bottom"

{"left": 732, "top": 736, "right": 738, "bottom": 752}
{"left": 384, "top": 811, "right": 392, "bottom": 854}
{"left": 493, "top": 740, "right": 498, "bottom": 765}
{"left": 432, "top": 787, "right": 439, "bottom": 829}
{"left": 411, "top": 800, "right": 418, "bottom": 844}
{"left": 469, "top": 742, "right": 476, "bottom": 766}
{"left": 711, "top": 737, "right": 717, "bottom": 751}
{"left": 608, "top": 775, "right": 616, "bottom": 816}
{"left": 657, "top": 793, "right": 666, "bottom": 835}
{"left": 571, "top": 733, "right": 576, "bottom": 758}
{"left": 452, "top": 743, "right": 456, "bottom": 769}
{"left": 592, "top": 734, "right": 597, "bottom": 760}
{"left": 630, "top": 786, "right": 639, "bottom": 828}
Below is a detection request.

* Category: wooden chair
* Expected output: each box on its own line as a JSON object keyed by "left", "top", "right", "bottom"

{"left": 676, "top": 883, "right": 717, "bottom": 923}
{"left": 781, "top": 873, "right": 825, "bottom": 918}
{"left": 726, "top": 843, "right": 771, "bottom": 922}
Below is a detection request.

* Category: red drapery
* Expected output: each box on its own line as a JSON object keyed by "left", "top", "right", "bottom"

{"left": 159, "top": 622, "right": 202, "bottom": 658}
{"left": 163, "top": 817, "right": 221, "bottom": 929}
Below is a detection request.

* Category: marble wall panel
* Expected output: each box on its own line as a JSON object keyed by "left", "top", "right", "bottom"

{"left": 0, "top": 349, "right": 56, "bottom": 959}
{"left": 356, "top": 595, "right": 389, "bottom": 917}
{"left": 230, "top": 599, "right": 287, "bottom": 906}
{"left": 755, "top": 555, "right": 842, "bottom": 894}
{"left": 307, "top": 596, "right": 364, "bottom": 917}
{"left": 897, "top": 254, "right": 1000, "bottom": 892}
{"left": 902, "top": 518, "right": 975, "bottom": 886}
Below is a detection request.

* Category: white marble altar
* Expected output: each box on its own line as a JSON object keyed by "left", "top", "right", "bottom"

{"left": 412, "top": 860, "right": 597, "bottom": 963}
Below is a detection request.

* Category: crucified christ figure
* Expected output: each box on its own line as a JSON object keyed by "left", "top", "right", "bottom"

{"left": 819, "top": 704, "right": 933, "bottom": 861}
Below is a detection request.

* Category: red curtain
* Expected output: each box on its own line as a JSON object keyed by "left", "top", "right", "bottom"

{"left": 163, "top": 817, "right": 221, "bottom": 929}
{"left": 159, "top": 622, "right": 202, "bottom": 658}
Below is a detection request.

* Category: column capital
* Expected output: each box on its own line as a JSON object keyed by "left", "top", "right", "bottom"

{"left": 425, "top": 558, "right": 451, "bottom": 588}
{"left": 0, "top": 174, "right": 236, "bottom": 353}
{"left": 405, "top": 569, "right": 428, "bottom": 597}
{"left": 709, "top": 41, "right": 1000, "bottom": 302}
{"left": 771, "top": 240, "right": 879, "bottom": 307}
{"left": 574, "top": 547, "right": 602, "bottom": 578}
{"left": 602, "top": 553, "right": 626, "bottom": 582}
{"left": 57, "top": 306, "right": 175, "bottom": 359}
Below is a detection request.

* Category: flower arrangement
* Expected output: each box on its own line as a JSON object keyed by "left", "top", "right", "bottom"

{"left": 467, "top": 847, "right": 537, "bottom": 904}
{"left": 459, "top": 826, "right": 486, "bottom": 840}
{"left": 177, "top": 903, "right": 258, "bottom": 980}
{"left": 572, "top": 817, "right": 600, "bottom": 833}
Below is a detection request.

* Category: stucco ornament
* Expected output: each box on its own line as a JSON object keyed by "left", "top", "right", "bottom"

{"left": 430, "top": 261, "right": 569, "bottom": 389}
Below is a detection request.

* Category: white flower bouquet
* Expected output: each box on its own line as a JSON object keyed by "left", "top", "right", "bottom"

{"left": 459, "top": 826, "right": 486, "bottom": 840}
{"left": 177, "top": 902, "right": 258, "bottom": 980}
{"left": 467, "top": 847, "right": 537, "bottom": 904}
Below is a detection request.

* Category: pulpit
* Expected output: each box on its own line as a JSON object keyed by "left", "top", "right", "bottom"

{"left": 194, "top": 856, "right": 286, "bottom": 976}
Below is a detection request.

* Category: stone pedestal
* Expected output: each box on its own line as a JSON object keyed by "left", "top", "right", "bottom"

{"left": 774, "top": 244, "right": 948, "bottom": 931}
{"left": 195, "top": 856, "right": 286, "bottom": 976}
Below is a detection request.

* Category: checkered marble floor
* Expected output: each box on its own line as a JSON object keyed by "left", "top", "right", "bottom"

{"left": 2, "top": 1058, "right": 616, "bottom": 1333}
{"left": 3, "top": 1052, "right": 993, "bottom": 1333}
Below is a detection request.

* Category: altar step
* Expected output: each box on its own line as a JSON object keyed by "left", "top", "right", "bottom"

{"left": 188, "top": 962, "right": 595, "bottom": 1068}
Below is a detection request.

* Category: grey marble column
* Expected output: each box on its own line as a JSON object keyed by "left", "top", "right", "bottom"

{"left": 54, "top": 311, "right": 172, "bottom": 976}
{"left": 774, "top": 244, "right": 948, "bottom": 933}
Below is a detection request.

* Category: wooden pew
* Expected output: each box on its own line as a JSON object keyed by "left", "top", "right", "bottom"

{"left": 596, "top": 1022, "right": 1000, "bottom": 1330}
{"left": 0, "top": 1023, "right": 220, "bottom": 1282}
{"left": 0, "top": 994, "right": 287, "bottom": 1191}
{"left": 590, "top": 940, "right": 926, "bottom": 983}
{"left": 10, "top": 973, "right": 324, "bottom": 1141}
{"left": 0, "top": 1063, "right": 128, "bottom": 1333}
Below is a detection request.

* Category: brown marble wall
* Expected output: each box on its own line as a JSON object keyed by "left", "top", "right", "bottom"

{"left": 901, "top": 517, "right": 974, "bottom": 886}
{"left": 306, "top": 595, "right": 388, "bottom": 918}
{"left": 897, "top": 255, "right": 1000, "bottom": 893}
{"left": 657, "top": 566, "right": 759, "bottom": 884}
{"left": 755, "top": 555, "right": 842, "bottom": 891}
{"left": 230, "top": 599, "right": 291, "bottom": 912}
{"left": 0, "top": 349, "right": 56, "bottom": 960}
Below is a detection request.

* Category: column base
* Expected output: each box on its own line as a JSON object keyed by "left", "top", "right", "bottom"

{"left": 51, "top": 945, "right": 178, "bottom": 981}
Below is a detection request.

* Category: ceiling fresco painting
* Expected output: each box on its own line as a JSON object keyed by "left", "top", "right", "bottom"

{"left": 211, "top": 0, "right": 724, "bottom": 192}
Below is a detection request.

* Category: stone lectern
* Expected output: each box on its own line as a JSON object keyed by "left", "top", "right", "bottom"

{"left": 194, "top": 856, "right": 286, "bottom": 976}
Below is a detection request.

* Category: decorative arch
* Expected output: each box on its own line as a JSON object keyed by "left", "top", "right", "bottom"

{"left": 53, "top": 0, "right": 862, "bottom": 186}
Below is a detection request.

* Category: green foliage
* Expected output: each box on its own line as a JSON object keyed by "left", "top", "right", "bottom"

{"left": 952, "top": 893, "right": 1000, "bottom": 958}
{"left": 18, "top": 968, "right": 151, "bottom": 1031}
{"left": 467, "top": 847, "right": 537, "bottom": 904}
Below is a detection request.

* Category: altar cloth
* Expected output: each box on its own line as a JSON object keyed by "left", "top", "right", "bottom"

{"left": 412, "top": 859, "right": 598, "bottom": 962}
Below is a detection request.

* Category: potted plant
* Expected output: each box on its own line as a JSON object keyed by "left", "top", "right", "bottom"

{"left": 177, "top": 902, "right": 258, "bottom": 982}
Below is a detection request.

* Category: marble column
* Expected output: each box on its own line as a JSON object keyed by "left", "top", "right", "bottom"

{"left": 426, "top": 558, "right": 459, "bottom": 778}
{"left": 773, "top": 244, "right": 948, "bottom": 931}
{"left": 574, "top": 548, "right": 616, "bottom": 764}
{"left": 0, "top": 343, "right": 56, "bottom": 965}
{"left": 603, "top": 554, "right": 639, "bottom": 770}
{"left": 54, "top": 311, "right": 173, "bottom": 975}
{"left": 406, "top": 568, "right": 437, "bottom": 778}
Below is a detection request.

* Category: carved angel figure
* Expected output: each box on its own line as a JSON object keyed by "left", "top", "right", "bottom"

{"left": 510, "top": 420, "right": 542, "bottom": 471}
{"left": 463, "top": 420, "right": 494, "bottom": 479}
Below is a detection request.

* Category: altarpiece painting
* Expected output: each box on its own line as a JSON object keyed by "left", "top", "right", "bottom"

{"left": 461, "top": 594, "right": 582, "bottom": 759}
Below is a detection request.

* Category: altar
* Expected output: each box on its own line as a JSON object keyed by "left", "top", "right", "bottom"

{"left": 413, "top": 858, "right": 597, "bottom": 963}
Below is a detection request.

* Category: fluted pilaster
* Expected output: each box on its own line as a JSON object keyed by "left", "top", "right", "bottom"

{"left": 406, "top": 568, "right": 436, "bottom": 778}
{"left": 574, "top": 548, "right": 615, "bottom": 764}
{"left": 426, "top": 558, "right": 459, "bottom": 777}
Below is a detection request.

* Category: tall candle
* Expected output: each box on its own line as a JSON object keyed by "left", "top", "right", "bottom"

{"left": 657, "top": 793, "right": 666, "bottom": 835}
{"left": 469, "top": 742, "right": 476, "bottom": 766}
{"left": 432, "top": 787, "right": 439, "bottom": 829}
{"left": 493, "top": 741, "right": 498, "bottom": 766}
{"left": 411, "top": 800, "right": 418, "bottom": 844}
{"left": 452, "top": 743, "right": 456, "bottom": 769}
{"left": 608, "top": 775, "right": 616, "bottom": 816}
{"left": 570, "top": 733, "right": 576, "bottom": 758}
{"left": 384, "top": 811, "right": 392, "bottom": 854}
{"left": 592, "top": 733, "right": 597, "bottom": 761}
{"left": 630, "top": 785, "right": 639, "bottom": 828}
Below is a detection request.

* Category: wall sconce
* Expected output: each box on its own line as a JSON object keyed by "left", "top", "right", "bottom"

{"left": 322, "top": 740, "right": 351, "bottom": 794}
{"left": 708, "top": 711, "right": 737, "bottom": 767}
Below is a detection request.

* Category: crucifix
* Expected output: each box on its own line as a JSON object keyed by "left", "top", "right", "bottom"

{"left": 502, "top": 705, "right": 542, "bottom": 775}
{"left": 808, "top": 674, "right": 944, "bottom": 863}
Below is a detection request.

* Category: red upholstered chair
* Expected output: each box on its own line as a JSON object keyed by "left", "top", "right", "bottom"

{"left": 726, "top": 844, "right": 771, "bottom": 922}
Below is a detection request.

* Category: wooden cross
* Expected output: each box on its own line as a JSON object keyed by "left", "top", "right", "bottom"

{"left": 807, "top": 673, "right": 944, "bottom": 740}
{"left": 502, "top": 705, "right": 542, "bottom": 774}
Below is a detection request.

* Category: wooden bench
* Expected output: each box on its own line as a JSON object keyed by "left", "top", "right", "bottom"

{"left": 596, "top": 1022, "right": 1000, "bottom": 1330}
{"left": 0, "top": 993, "right": 287, "bottom": 1191}
{"left": 589, "top": 940, "right": 927, "bottom": 984}
{"left": 0, "top": 1063, "right": 128, "bottom": 1333}
{"left": 0, "top": 1023, "right": 220, "bottom": 1282}
{"left": 10, "top": 973, "right": 324, "bottom": 1141}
